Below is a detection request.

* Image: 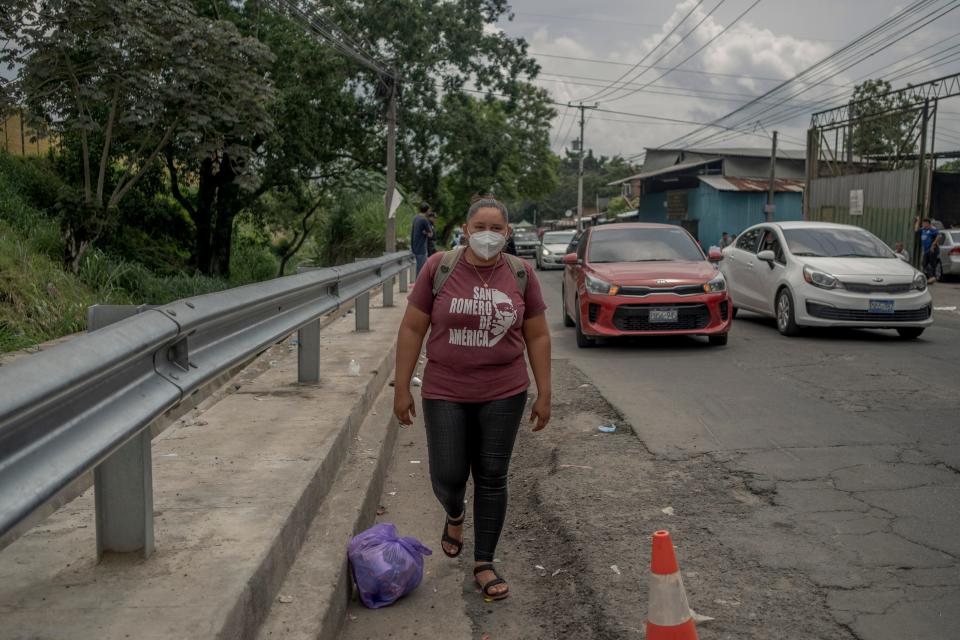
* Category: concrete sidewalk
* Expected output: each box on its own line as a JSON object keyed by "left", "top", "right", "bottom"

{"left": 0, "top": 287, "right": 407, "bottom": 640}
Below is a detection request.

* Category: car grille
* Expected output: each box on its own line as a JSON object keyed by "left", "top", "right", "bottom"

{"left": 588, "top": 304, "right": 600, "bottom": 323}
{"left": 612, "top": 303, "right": 711, "bottom": 331}
{"left": 720, "top": 300, "right": 729, "bottom": 321}
{"left": 618, "top": 284, "right": 705, "bottom": 296}
{"left": 806, "top": 302, "right": 931, "bottom": 322}
{"left": 841, "top": 281, "right": 913, "bottom": 294}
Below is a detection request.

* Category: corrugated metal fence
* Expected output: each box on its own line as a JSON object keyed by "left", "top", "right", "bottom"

{"left": 807, "top": 168, "right": 919, "bottom": 249}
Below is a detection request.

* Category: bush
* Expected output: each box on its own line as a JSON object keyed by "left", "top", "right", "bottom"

{"left": 229, "top": 231, "right": 279, "bottom": 286}
{"left": 0, "top": 220, "right": 110, "bottom": 352}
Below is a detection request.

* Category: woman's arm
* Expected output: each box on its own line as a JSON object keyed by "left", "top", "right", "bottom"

{"left": 523, "top": 313, "right": 552, "bottom": 431}
{"left": 394, "top": 305, "right": 431, "bottom": 425}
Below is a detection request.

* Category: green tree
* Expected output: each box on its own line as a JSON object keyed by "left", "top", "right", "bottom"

{"left": 939, "top": 159, "right": 960, "bottom": 172}
{"left": 850, "top": 79, "right": 921, "bottom": 161}
{"left": 327, "top": 0, "right": 557, "bottom": 230}
{"left": 10, "top": 0, "right": 273, "bottom": 272}
{"left": 167, "top": 2, "right": 372, "bottom": 277}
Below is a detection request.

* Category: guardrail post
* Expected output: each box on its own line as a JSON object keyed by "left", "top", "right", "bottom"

{"left": 87, "top": 305, "right": 155, "bottom": 559}
{"left": 356, "top": 291, "right": 370, "bottom": 331}
{"left": 399, "top": 267, "right": 409, "bottom": 293}
{"left": 298, "top": 320, "right": 321, "bottom": 383}
{"left": 383, "top": 276, "right": 395, "bottom": 307}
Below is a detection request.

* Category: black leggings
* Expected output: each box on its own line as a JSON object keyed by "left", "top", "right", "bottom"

{"left": 422, "top": 391, "right": 527, "bottom": 562}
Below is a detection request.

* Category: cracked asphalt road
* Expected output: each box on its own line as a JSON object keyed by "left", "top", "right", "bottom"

{"left": 538, "top": 272, "right": 960, "bottom": 640}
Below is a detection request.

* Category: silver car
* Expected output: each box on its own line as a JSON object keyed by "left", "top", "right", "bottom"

{"left": 721, "top": 222, "right": 933, "bottom": 339}
{"left": 934, "top": 229, "right": 960, "bottom": 281}
{"left": 537, "top": 230, "right": 577, "bottom": 270}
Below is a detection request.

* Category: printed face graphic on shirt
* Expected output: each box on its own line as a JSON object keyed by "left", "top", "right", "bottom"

{"left": 446, "top": 286, "right": 519, "bottom": 348}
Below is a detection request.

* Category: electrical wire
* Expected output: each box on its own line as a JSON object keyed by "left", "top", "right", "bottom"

{"left": 602, "top": 0, "right": 764, "bottom": 105}
{"left": 667, "top": 0, "right": 957, "bottom": 149}
{"left": 575, "top": 0, "right": 708, "bottom": 102}
{"left": 662, "top": 0, "right": 945, "bottom": 148}
{"left": 530, "top": 51, "right": 854, "bottom": 88}
{"left": 589, "top": 0, "right": 729, "bottom": 103}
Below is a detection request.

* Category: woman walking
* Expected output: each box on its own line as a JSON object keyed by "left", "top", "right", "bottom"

{"left": 393, "top": 197, "right": 551, "bottom": 601}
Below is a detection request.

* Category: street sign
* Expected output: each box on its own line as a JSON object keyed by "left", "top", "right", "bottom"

{"left": 387, "top": 187, "right": 403, "bottom": 219}
{"left": 849, "top": 189, "right": 864, "bottom": 216}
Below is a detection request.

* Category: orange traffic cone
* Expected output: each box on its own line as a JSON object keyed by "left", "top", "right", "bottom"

{"left": 646, "top": 530, "right": 698, "bottom": 640}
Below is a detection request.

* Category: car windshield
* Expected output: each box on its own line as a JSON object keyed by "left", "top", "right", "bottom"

{"left": 543, "top": 231, "right": 575, "bottom": 244}
{"left": 947, "top": 231, "right": 960, "bottom": 243}
{"left": 782, "top": 227, "right": 895, "bottom": 258}
{"left": 514, "top": 231, "right": 538, "bottom": 241}
{"left": 588, "top": 227, "right": 704, "bottom": 263}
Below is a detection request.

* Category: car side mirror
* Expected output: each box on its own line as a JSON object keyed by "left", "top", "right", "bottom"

{"left": 708, "top": 248, "right": 723, "bottom": 262}
{"left": 562, "top": 253, "right": 580, "bottom": 266}
{"left": 757, "top": 249, "right": 776, "bottom": 265}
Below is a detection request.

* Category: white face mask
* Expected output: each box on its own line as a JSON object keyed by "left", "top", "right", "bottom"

{"left": 469, "top": 230, "right": 507, "bottom": 260}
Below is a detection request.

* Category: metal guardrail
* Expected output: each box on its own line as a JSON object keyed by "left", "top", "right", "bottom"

{"left": 0, "top": 251, "right": 413, "bottom": 556}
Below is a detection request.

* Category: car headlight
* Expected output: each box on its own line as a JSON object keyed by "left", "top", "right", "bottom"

{"left": 585, "top": 273, "right": 619, "bottom": 296}
{"left": 703, "top": 273, "right": 726, "bottom": 293}
{"left": 542, "top": 247, "right": 550, "bottom": 257}
{"left": 803, "top": 265, "right": 839, "bottom": 289}
{"left": 914, "top": 272, "right": 928, "bottom": 291}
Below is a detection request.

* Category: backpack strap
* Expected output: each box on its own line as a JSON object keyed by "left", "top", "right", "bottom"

{"left": 502, "top": 253, "right": 528, "bottom": 297}
{"left": 431, "top": 247, "right": 528, "bottom": 298}
{"left": 432, "top": 247, "right": 466, "bottom": 297}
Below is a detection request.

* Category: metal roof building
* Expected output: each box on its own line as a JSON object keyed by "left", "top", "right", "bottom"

{"left": 608, "top": 147, "right": 806, "bottom": 247}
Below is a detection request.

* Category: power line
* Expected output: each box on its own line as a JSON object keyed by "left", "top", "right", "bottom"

{"left": 602, "top": 0, "right": 764, "bottom": 105}
{"left": 277, "top": 0, "right": 393, "bottom": 79}
{"left": 663, "top": 0, "right": 944, "bottom": 148}
{"left": 530, "top": 51, "right": 854, "bottom": 88}
{"left": 577, "top": 0, "right": 709, "bottom": 102}
{"left": 665, "top": 0, "right": 957, "bottom": 149}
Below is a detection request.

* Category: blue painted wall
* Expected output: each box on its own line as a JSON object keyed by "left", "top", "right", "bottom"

{"left": 635, "top": 183, "right": 803, "bottom": 248}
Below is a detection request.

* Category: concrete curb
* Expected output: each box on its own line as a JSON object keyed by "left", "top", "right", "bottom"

{"left": 257, "top": 362, "right": 400, "bottom": 639}
{"left": 220, "top": 338, "right": 398, "bottom": 640}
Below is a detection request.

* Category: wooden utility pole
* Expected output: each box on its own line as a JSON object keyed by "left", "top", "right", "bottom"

{"left": 384, "top": 76, "right": 398, "bottom": 253}
{"left": 571, "top": 103, "right": 598, "bottom": 231}
{"left": 766, "top": 130, "right": 778, "bottom": 222}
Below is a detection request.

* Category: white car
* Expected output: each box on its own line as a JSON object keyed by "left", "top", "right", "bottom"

{"left": 537, "top": 229, "right": 577, "bottom": 270}
{"left": 720, "top": 222, "right": 933, "bottom": 339}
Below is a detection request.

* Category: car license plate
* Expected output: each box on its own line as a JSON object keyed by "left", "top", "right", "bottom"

{"left": 868, "top": 299, "right": 895, "bottom": 314}
{"left": 649, "top": 307, "right": 679, "bottom": 323}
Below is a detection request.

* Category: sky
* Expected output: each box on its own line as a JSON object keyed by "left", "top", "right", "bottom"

{"left": 494, "top": 0, "right": 960, "bottom": 161}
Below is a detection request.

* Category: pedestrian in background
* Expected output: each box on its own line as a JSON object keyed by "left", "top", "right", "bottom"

{"left": 426, "top": 211, "right": 438, "bottom": 257}
{"left": 916, "top": 216, "right": 940, "bottom": 283}
{"left": 393, "top": 197, "right": 552, "bottom": 603}
{"left": 893, "top": 241, "right": 910, "bottom": 262}
{"left": 411, "top": 203, "right": 434, "bottom": 277}
{"left": 719, "top": 231, "right": 732, "bottom": 249}
{"left": 504, "top": 224, "right": 518, "bottom": 256}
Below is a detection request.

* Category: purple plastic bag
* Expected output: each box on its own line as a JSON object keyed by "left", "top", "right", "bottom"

{"left": 348, "top": 523, "right": 432, "bottom": 609}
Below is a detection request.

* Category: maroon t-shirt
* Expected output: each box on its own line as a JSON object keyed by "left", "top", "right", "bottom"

{"left": 407, "top": 251, "right": 547, "bottom": 403}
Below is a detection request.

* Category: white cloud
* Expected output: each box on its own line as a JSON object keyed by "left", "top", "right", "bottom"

{"left": 524, "top": 1, "right": 840, "bottom": 156}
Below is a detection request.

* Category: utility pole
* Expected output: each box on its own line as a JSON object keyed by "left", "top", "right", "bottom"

{"left": 571, "top": 102, "right": 598, "bottom": 231}
{"left": 766, "top": 130, "right": 778, "bottom": 222}
{"left": 384, "top": 75, "right": 398, "bottom": 253}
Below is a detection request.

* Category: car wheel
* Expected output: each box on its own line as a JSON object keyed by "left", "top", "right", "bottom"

{"left": 896, "top": 327, "right": 925, "bottom": 340}
{"left": 776, "top": 288, "right": 801, "bottom": 337}
{"left": 574, "top": 298, "right": 595, "bottom": 348}
{"left": 708, "top": 333, "right": 728, "bottom": 346}
{"left": 934, "top": 260, "right": 943, "bottom": 282}
{"left": 562, "top": 284, "right": 575, "bottom": 327}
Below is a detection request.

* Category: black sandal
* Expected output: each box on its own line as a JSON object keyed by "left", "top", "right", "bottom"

{"left": 441, "top": 513, "right": 465, "bottom": 558}
{"left": 473, "top": 563, "right": 509, "bottom": 601}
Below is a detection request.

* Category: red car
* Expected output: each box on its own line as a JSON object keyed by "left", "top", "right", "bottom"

{"left": 561, "top": 223, "right": 732, "bottom": 347}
